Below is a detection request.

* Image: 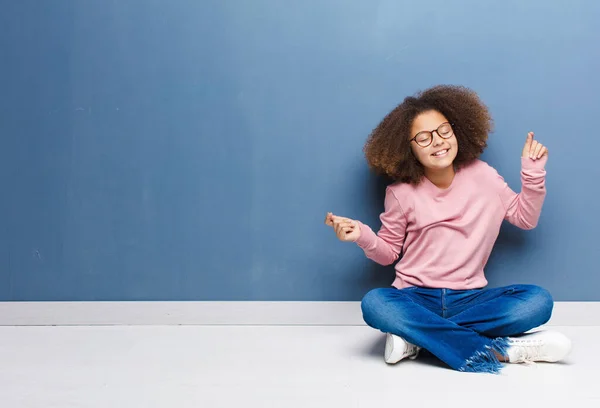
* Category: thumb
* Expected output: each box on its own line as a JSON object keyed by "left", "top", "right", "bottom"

{"left": 522, "top": 132, "right": 534, "bottom": 157}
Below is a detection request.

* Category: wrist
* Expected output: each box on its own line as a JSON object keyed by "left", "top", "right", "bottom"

{"left": 353, "top": 221, "right": 373, "bottom": 247}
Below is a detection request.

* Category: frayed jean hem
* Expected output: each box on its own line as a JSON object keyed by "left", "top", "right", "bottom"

{"left": 458, "top": 337, "right": 510, "bottom": 374}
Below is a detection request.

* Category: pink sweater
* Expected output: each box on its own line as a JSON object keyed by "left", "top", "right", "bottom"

{"left": 355, "top": 157, "right": 547, "bottom": 290}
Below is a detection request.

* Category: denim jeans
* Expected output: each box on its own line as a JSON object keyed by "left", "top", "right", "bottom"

{"left": 360, "top": 284, "right": 553, "bottom": 373}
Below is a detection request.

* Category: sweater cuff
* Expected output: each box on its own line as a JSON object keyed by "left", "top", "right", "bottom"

{"left": 354, "top": 221, "right": 377, "bottom": 248}
{"left": 521, "top": 155, "right": 547, "bottom": 171}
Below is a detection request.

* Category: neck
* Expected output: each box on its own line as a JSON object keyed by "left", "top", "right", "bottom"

{"left": 425, "top": 166, "right": 455, "bottom": 189}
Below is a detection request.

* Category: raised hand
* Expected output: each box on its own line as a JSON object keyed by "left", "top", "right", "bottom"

{"left": 324, "top": 212, "right": 361, "bottom": 242}
{"left": 522, "top": 132, "right": 548, "bottom": 161}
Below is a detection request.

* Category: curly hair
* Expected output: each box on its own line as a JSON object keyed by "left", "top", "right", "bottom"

{"left": 363, "top": 85, "right": 493, "bottom": 185}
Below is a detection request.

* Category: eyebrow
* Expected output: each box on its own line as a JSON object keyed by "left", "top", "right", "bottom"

{"left": 414, "top": 122, "right": 447, "bottom": 135}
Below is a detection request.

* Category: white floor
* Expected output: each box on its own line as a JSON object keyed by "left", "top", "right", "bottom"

{"left": 0, "top": 325, "right": 597, "bottom": 408}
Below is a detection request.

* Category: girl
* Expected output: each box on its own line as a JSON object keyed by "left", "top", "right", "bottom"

{"left": 325, "top": 85, "right": 571, "bottom": 373}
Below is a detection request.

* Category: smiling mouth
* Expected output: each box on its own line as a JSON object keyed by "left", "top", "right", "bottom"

{"left": 431, "top": 149, "right": 449, "bottom": 157}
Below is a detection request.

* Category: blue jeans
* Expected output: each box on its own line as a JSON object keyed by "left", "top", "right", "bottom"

{"left": 361, "top": 284, "right": 553, "bottom": 373}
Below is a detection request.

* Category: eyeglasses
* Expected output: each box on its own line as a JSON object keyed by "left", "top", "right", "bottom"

{"left": 410, "top": 122, "right": 454, "bottom": 147}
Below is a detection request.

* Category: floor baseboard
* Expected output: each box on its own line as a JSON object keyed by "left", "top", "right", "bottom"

{"left": 0, "top": 301, "right": 597, "bottom": 326}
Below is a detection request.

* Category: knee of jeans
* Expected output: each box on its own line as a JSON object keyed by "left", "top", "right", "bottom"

{"left": 521, "top": 285, "right": 554, "bottom": 325}
{"left": 360, "top": 288, "right": 386, "bottom": 327}
{"left": 360, "top": 288, "right": 407, "bottom": 331}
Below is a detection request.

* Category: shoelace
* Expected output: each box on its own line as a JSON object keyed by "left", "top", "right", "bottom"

{"left": 403, "top": 344, "right": 420, "bottom": 359}
{"left": 510, "top": 339, "right": 544, "bottom": 364}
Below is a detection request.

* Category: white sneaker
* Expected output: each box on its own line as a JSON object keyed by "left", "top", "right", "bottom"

{"left": 506, "top": 330, "right": 572, "bottom": 364}
{"left": 384, "top": 333, "right": 420, "bottom": 364}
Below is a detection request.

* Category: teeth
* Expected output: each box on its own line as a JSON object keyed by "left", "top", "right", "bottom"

{"left": 433, "top": 149, "right": 448, "bottom": 156}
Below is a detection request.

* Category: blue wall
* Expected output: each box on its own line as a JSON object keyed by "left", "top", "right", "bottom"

{"left": 1, "top": 0, "right": 598, "bottom": 301}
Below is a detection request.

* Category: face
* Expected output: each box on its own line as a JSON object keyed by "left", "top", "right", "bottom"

{"left": 409, "top": 110, "right": 458, "bottom": 173}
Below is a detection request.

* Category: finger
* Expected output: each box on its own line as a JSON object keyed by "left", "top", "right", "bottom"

{"left": 336, "top": 227, "right": 352, "bottom": 238}
{"left": 529, "top": 140, "right": 539, "bottom": 158}
{"left": 333, "top": 219, "right": 353, "bottom": 227}
{"left": 538, "top": 146, "right": 548, "bottom": 159}
{"left": 342, "top": 226, "right": 354, "bottom": 234}
{"left": 528, "top": 140, "right": 537, "bottom": 159}
{"left": 332, "top": 215, "right": 353, "bottom": 222}
{"left": 335, "top": 222, "right": 349, "bottom": 235}
{"left": 533, "top": 143, "right": 544, "bottom": 159}
{"left": 335, "top": 223, "right": 354, "bottom": 233}
{"left": 522, "top": 132, "right": 534, "bottom": 156}
{"left": 333, "top": 218, "right": 346, "bottom": 226}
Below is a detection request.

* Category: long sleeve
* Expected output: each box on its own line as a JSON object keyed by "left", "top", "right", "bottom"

{"left": 353, "top": 187, "right": 406, "bottom": 266}
{"left": 495, "top": 156, "right": 547, "bottom": 230}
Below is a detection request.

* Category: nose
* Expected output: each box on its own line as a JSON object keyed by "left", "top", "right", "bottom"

{"left": 431, "top": 130, "right": 445, "bottom": 146}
